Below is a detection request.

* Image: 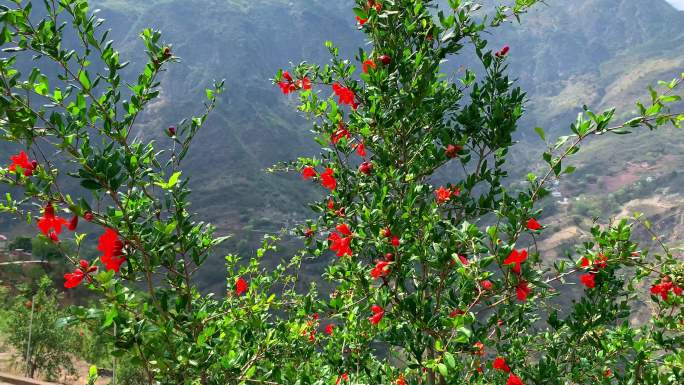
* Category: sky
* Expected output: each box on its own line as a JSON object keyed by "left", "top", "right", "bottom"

{"left": 666, "top": 0, "right": 684, "bottom": 10}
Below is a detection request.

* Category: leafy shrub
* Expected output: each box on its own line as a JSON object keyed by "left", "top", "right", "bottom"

{"left": 0, "top": 1, "right": 682, "bottom": 385}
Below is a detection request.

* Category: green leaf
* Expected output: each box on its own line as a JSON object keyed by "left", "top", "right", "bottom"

{"left": 168, "top": 171, "right": 181, "bottom": 188}
{"left": 444, "top": 352, "right": 456, "bottom": 368}
{"left": 352, "top": 7, "right": 368, "bottom": 19}
{"left": 78, "top": 70, "right": 91, "bottom": 90}
{"left": 534, "top": 126, "right": 546, "bottom": 141}
{"left": 80, "top": 179, "right": 101, "bottom": 190}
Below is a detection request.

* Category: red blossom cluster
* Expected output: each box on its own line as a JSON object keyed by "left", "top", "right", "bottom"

{"left": 369, "top": 304, "right": 384, "bottom": 325}
{"left": 302, "top": 166, "right": 338, "bottom": 191}
{"left": 62, "top": 226, "right": 127, "bottom": 288}
{"left": 329, "top": 223, "right": 353, "bottom": 257}
{"left": 302, "top": 313, "right": 319, "bottom": 343}
{"left": 332, "top": 122, "right": 351, "bottom": 144}
{"left": 493, "top": 357, "right": 511, "bottom": 372}
{"left": 64, "top": 260, "right": 98, "bottom": 289}
{"left": 362, "top": 59, "right": 376, "bottom": 73}
{"left": 98, "top": 228, "right": 127, "bottom": 272}
{"left": 504, "top": 249, "right": 528, "bottom": 275}
{"left": 332, "top": 83, "right": 359, "bottom": 110}
{"left": 650, "top": 276, "right": 682, "bottom": 300}
{"left": 435, "top": 186, "right": 460, "bottom": 204}
{"left": 327, "top": 198, "right": 346, "bottom": 217}
{"left": 578, "top": 253, "right": 609, "bottom": 289}
{"left": 235, "top": 277, "right": 248, "bottom": 296}
{"left": 353, "top": 140, "right": 366, "bottom": 157}
{"left": 444, "top": 144, "right": 462, "bottom": 158}
{"left": 380, "top": 227, "right": 400, "bottom": 248}
{"left": 8, "top": 151, "right": 37, "bottom": 176}
{"left": 526, "top": 218, "right": 542, "bottom": 231}
{"left": 37, "top": 204, "right": 69, "bottom": 242}
{"left": 503, "top": 249, "right": 533, "bottom": 300}
{"left": 370, "top": 254, "right": 392, "bottom": 280}
{"left": 334, "top": 373, "right": 349, "bottom": 385}
{"left": 278, "top": 71, "right": 311, "bottom": 95}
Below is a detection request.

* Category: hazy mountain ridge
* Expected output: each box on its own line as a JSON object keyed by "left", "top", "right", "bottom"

{"left": 3, "top": 0, "right": 683, "bottom": 290}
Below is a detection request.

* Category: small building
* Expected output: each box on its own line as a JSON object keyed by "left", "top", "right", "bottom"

{"left": 0, "top": 234, "right": 7, "bottom": 251}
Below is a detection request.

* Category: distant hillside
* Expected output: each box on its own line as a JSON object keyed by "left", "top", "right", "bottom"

{"left": 3, "top": 0, "right": 683, "bottom": 291}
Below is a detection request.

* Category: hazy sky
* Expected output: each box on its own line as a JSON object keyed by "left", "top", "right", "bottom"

{"left": 666, "top": 0, "right": 684, "bottom": 9}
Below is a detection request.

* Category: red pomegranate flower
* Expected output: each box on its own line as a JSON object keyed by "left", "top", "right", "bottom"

{"left": 445, "top": 144, "right": 462, "bottom": 159}
{"left": 507, "top": 373, "right": 523, "bottom": 385}
{"left": 391, "top": 235, "right": 400, "bottom": 247}
{"left": 359, "top": 161, "right": 373, "bottom": 175}
{"left": 458, "top": 254, "right": 469, "bottom": 265}
{"left": 593, "top": 253, "right": 608, "bottom": 269}
{"left": 396, "top": 375, "right": 407, "bottom": 385}
{"left": 329, "top": 224, "right": 353, "bottom": 257}
{"left": 504, "top": 249, "right": 528, "bottom": 275}
{"left": 480, "top": 280, "right": 493, "bottom": 291}
{"left": 473, "top": 341, "right": 485, "bottom": 356}
{"left": 37, "top": 204, "right": 68, "bottom": 242}
{"left": 320, "top": 168, "right": 337, "bottom": 191}
{"left": 332, "top": 83, "right": 357, "bottom": 108}
{"left": 356, "top": 16, "right": 368, "bottom": 25}
{"left": 235, "top": 277, "right": 248, "bottom": 296}
{"left": 495, "top": 45, "right": 511, "bottom": 58}
{"left": 64, "top": 270, "right": 85, "bottom": 289}
{"left": 302, "top": 166, "right": 317, "bottom": 180}
{"left": 278, "top": 71, "right": 310, "bottom": 94}
{"left": 332, "top": 123, "right": 351, "bottom": 144}
{"left": 378, "top": 55, "right": 391, "bottom": 65}
{"left": 67, "top": 215, "right": 79, "bottom": 231}
{"left": 370, "top": 260, "right": 391, "bottom": 279}
{"left": 526, "top": 218, "right": 541, "bottom": 231}
{"left": 580, "top": 273, "right": 596, "bottom": 289}
{"left": 449, "top": 309, "right": 464, "bottom": 318}
{"left": 493, "top": 357, "right": 511, "bottom": 373}
{"left": 435, "top": 186, "right": 453, "bottom": 204}
{"left": 362, "top": 59, "right": 376, "bottom": 73}
{"left": 354, "top": 141, "right": 366, "bottom": 157}
{"left": 650, "top": 276, "right": 681, "bottom": 300}
{"left": 8, "top": 151, "right": 36, "bottom": 176}
{"left": 335, "top": 373, "right": 349, "bottom": 385}
{"left": 369, "top": 304, "right": 384, "bottom": 325}
{"left": 516, "top": 281, "right": 531, "bottom": 301}
{"left": 580, "top": 257, "right": 591, "bottom": 268}
{"left": 295, "top": 77, "right": 312, "bottom": 90}
{"left": 98, "top": 228, "right": 126, "bottom": 272}
{"left": 325, "top": 324, "right": 334, "bottom": 335}
{"left": 64, "top": 260, "right": 98, "bottom": 289}
{"left": 279, "top": 71, "right": 294, "bottom": 92}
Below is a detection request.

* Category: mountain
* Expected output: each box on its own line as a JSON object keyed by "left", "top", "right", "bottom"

{"left": 2, "top": 0, "right": 683, "bottom": 291}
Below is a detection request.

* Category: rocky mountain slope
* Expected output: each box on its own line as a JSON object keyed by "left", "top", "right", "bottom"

{"left": 2, "top": 0, "right": 683, "bottom": 291}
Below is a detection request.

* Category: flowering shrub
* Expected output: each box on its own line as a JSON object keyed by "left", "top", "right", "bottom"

{"left": 274, "top": 0, "right": 684, "bottom": 384}
{"left": 0, "top": 0, "right": 682, "bottom": 384}
{"left": 0, "top": 1, "right": 311, "bottom": 383}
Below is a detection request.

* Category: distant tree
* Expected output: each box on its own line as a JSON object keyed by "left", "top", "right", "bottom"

{"left": 8, "top": 236, "right": 32, "bottom": 252}
{"left": 0, "top": 276, "right": 78, "bottom": 380}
